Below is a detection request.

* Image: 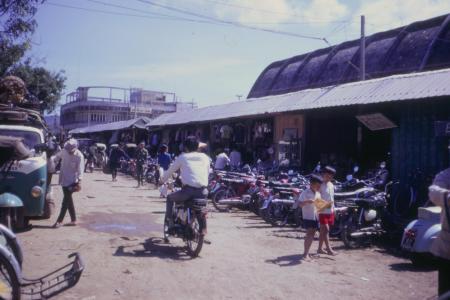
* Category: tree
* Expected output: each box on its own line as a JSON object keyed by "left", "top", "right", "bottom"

{"left": 0, "top": 0, "right": 43, "bottom": 75}
{"left": 9, "top": 62, "right": 66, "bottom": 112}
{"left": 1, "top": 1, "right": 67, "bottom": 113}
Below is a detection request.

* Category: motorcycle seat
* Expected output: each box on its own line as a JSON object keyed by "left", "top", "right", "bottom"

{"left": 335, "top": 187, "right": 375, "bottom": 198}
{"left": 181, "top": 198, "right": 208, "bottom": 210}
{"left": 418, "top": 206, "right": 441, "bottom": 222}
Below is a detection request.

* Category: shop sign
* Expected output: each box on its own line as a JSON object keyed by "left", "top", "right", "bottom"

{"left": 356, "top": 113, "right": 397, "bottom": 131}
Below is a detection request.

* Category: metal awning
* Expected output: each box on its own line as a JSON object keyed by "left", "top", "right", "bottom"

{"left": 147, "top": 68, "right": 450, "bottom": 127}
{"left": 69, "top": 117, "right": 151, "bottom": 134}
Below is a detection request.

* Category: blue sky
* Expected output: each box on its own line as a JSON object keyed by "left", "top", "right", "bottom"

{"left": 30, "top": 0, "right": 450, "bottom": 111}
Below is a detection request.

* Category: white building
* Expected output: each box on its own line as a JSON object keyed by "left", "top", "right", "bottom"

{"left": 60, "top": 86, "right": 196, "bottom": 132}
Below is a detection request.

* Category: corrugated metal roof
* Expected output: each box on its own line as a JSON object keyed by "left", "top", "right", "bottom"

{"left": 148, "top": 68, "right": 450, "bottom": 127}
{"left": 248, "top": 14, "right": 450, "bottom": 98}
{"left": 70, "top": 117, "right": 151, "bottom": 134}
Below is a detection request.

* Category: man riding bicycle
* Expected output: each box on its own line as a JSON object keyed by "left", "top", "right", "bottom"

{"left": 160, "top": 136, "right": 210, "bottom": 233}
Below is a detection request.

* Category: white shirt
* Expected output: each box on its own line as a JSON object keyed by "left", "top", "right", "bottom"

{"left": 214, "top": 153, "right": 230, "bottom": 170}
{"left": 53, "top": 149, "right": 84, "bottom": 187}
{"left": 229, "top": 150, "right": 241, "bottom": 168}
{"left": 162, "top": 152, "right": 210, "bottom": 188}
{"left": 319, "top": 181, "right": 335, "bottom": 214}
{"left": 296, "top": 188, "right": 320, "bottom": 221}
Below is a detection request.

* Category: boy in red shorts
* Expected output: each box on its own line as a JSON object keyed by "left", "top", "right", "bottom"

{"left": 318, "top": 166, "right": 336, "bottom": 255}
{"left": 297, "top": 174, "right": 323, "bottom": 261}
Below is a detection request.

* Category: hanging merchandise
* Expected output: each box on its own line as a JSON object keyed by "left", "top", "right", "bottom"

{"left": 254, "top": 122, "right": 264, "bottom": 139}
{"left": 220, "top": 124, "right": 233, "bottom": 139}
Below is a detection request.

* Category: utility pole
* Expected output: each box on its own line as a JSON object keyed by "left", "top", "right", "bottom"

{"left": 360, "top": 15, "right": 366, "bottom": 81}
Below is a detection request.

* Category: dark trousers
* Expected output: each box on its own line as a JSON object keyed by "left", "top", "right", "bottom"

{"left": 136, "top": 164, "right": 145, "bottom": 185}
{"left": 166, "top": 186, "right": 208, "bottom": 228}
{"left": 438, "top": 257, "right": 450, "bottom": 296}
{"left": 57, "top": 187, "right": 76, "bottom": 223}
{"left": 111, "top": 164, "right": 118, "bottom": 179}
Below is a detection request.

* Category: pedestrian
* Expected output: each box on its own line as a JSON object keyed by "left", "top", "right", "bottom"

{"left": 214, "top": 149, "right": 230, "bottom": 170}
{"left": 296, "top": 174, "right": 322, "bottom": 261}
{"left": 318, "top": 166, "right": 337, "bottom": 255}
{"left": 52, "top": 139, "right": 84, "bottom": 228}
{"left": 135, "top": 141, "right": 149, "bottom": 187}
{"left": 109, "top": 143, "right": 128, "bottom": 181}
{"left": 229, "top": 146, "right": 242, "bottom": 170}
{"left": 428, "top": 158, "right": 450, "bottom": 297}
{"left": 157, "top": 144, "right": 172, "bottom": 174}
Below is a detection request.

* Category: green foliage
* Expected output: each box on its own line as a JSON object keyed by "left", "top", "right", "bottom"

{"left": 9, "top": 62, "right": 66, "bottom": 112}
{"left": 0, "top": 0, "right": 42, "bottom": 75}
{"left": 0, "top": 1, "right": 67, "bottom": 113}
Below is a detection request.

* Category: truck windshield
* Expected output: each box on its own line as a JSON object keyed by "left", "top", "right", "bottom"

{"left": 0, "top": 130, "right": 41, "bottom": 149}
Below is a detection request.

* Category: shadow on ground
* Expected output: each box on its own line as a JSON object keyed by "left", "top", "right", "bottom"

{"left": 265, "top": 254, "right": 303, "bottom": 267}
{"left": 113, "top": 237, "right": 193, "bottom": 261}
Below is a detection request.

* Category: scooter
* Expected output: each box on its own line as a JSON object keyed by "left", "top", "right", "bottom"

{"left": 401, "top": 204, "right": 441, "bottom": 266}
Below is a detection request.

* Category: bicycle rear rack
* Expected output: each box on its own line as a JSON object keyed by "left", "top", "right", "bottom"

{"left": 20, "top": 252, "right": 84, "bottom": 300}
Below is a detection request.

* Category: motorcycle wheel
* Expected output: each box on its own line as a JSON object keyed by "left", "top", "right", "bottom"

{"left": 212, "top": 188, "right": 235, "bottom": 212}
{"left": 340, "top": 216, "right": 362, "bottom": 249}
{"left": 186, "top": 214, "right": 204, "bottom": 258}
{"left": 0, "top": 252, "right": 20, "bottom": 300}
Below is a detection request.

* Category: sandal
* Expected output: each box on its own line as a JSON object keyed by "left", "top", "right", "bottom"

{"left": 53, "top": 222, "right": 62, "bottom": 228}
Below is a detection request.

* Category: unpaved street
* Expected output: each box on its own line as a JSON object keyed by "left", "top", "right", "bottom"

{"left": 18, "top": 171, "right": 437, "bottom": 300}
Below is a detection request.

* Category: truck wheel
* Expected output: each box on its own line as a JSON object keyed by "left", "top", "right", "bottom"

{"left": 0, "top": 208, "right": 12, "bottom": 230}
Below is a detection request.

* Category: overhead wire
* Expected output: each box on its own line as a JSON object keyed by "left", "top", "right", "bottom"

{"left": 45, "top": 1, "right": 222, "bottom": 25}
{"left": 135, "top": 0, "right": 328, "bottom": 42}
{"left": 46, "top": 0, "right": 344, "bottom": 44}
{"left": 198, "top": 0, "right": 355, "bottom": 23}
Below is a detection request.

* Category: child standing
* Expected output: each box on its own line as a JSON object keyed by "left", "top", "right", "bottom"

{"left": 297, "top": 175, "right": 323, "bottom": 261}
{"left": 318, "top": 166, "right": 337, "bottom": 255}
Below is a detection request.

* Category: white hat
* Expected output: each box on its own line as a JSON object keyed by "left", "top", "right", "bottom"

{"left": 64, "top": 138, "right": 78, "bottom": 152}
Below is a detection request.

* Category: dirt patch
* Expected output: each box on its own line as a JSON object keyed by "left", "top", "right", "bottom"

{"left": 80, "top": 212, "right": 162, "bottom": 236}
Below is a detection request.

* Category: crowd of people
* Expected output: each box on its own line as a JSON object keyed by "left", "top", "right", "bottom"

{"left": 49, "top": 137, "right": 450, "bottom": 297}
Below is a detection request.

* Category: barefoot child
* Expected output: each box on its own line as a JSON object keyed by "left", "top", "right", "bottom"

{"left": 297, "top": 175, "right": 323, "bottom": 260}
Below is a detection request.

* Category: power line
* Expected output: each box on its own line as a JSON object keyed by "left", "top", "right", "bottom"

{"left": 87, "top": 0, "right": 350, "bottom": 26}
{"left": 136, "top": 0, "right": 327, "bottom": 42}
{"left": 198, "top": 0, "right": 353, "bottom": 23}
{"left": 84, "top": 0, "right": 208, "bottom": 22}
{"left": 45, "top": 2, "right": 220, "bottom": 25}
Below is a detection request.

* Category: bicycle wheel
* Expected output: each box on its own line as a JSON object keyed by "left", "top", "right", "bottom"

{"left": 0, "top": 253, "right": 20, "bottom": 300}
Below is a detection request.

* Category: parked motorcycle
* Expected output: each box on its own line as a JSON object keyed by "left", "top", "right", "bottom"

{"left": 145, "top": 159, "right": 160, "bottom": 185}
{"left": 163, "top": 197, "right": 208, "bottom": 258}
{"left": 336, "top": 178, "right": 388, "bottom": 248}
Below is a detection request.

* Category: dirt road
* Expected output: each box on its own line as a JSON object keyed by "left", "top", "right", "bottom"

{"left": 18, "top": 171, "right": 437, "bottom": 300}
